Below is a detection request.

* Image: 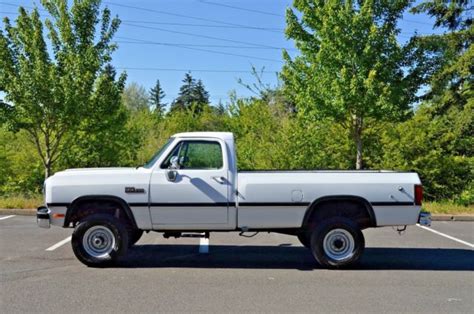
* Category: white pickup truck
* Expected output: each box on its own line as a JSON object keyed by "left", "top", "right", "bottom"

{"left": 37, "top": 132, "right": 430, "bottom": 268}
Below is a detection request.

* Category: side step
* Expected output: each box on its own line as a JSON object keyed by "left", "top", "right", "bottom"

{"left": 163, "top": 231, "right": 210, "bottom": 239}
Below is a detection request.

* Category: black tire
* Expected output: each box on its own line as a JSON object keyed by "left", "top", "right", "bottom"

{"left": 309, "top": 217, "right": 365, "bottom": 268}
{"left": 128, "top": 229, "right": 144, "bottom": 247}
{"left": 297, "top": 232, "right": 311, "bottom": 248}
{"left": 71, "top": 214, "right": 129, "bottom": 267}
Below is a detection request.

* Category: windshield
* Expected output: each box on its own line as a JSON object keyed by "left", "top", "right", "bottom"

{"left": 142, "top": 138, "right": 174, "bottom": 169}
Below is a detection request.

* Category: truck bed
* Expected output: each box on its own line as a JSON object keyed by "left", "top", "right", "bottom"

{"left": 236, "top": 170, "right": 421, "bottom": 228}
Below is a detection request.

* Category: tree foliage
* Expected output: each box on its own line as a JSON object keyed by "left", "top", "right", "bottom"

{"left": 379, "top": 102, "right": 473, "bottom": 202}
{"left": 0, "top": 0, "right": 123, "bottom": 178}
{"left": 59, "top": 65, "right": 133, "bottom": 168}
{"left": 122, "top": 82, "right": 149, "bottom": 112}
{"left": 0, "top": 0, "right": 472, "bottom": 207}
{"left": 383, "top": 0, "right": 474, "bottom": 203}
{"left": 411, "top": 0, "right": 472, "bottom": 30}
{"left": 281, "top": 0, "right": 420, "bottom": 169}
{"left": 411, "top": 0, "right": 472, "bottom": 108}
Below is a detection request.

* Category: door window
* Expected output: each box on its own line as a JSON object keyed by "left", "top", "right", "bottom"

{"left": 161, "top": 141, "right": 223, "bottom": 169}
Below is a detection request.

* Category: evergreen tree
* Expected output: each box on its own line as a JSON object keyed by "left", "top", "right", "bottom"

{"left": 194, "top": 80, "right": 210, "bottom": 105}
{"left": 215, "top": 100, "right": 226, "bottom": 115}
{"left": 395, "top": 0, "right": 474, "bottom": 202}
{"left": 149, "top": 79, "right": 166, "bottom": 116}
{"left": 170, "top": 73, "right": 210, "bottom": 113}
{"left": 411, "top": 0, "right": 472, "bottom": 111}
{"left": 412, "top": 0, "right": 472, "bottom": 30}
{"left": 171, "top": 73, "right": 196, "bottom": 112}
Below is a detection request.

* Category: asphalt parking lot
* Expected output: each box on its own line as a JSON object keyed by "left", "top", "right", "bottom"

{"left": 1, "top": 215, "right": 473, "bottom": 313}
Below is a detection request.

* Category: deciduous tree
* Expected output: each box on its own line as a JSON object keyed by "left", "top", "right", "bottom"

{"left": 60, "top": 65, "right": 132, "bottom": 168}
{"left": 122, "top": 82, "right": 149, "bottom": 112}
{"left": 281, "top": 0, "right": 418, "bottom": 169}
{"left": 0, "top": 0, "right": 122, "bottom": 178}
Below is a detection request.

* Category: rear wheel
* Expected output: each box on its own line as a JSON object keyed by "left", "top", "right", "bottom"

{"left": 297, "top": 233, "right": 310, "bottom": 248}
{"left": 71, "top": 214, "right": 129, "bottom": 267}
{"left": 309, "top": 217, "right": 365, "bottom": 268}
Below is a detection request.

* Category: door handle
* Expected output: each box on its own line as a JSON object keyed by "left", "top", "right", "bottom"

{"left": 212, "top": 176, "right": 226, "bottom": 184}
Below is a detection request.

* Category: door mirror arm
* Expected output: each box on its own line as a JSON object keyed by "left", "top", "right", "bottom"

{"left": 169, "top": 156, "right": 180, "bottom": 170}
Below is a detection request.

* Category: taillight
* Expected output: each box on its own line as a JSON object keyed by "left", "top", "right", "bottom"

{"left": 415, "top": 184, "right": 423, "bottom": 206}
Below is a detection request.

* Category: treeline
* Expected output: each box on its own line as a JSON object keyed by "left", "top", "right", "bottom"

{"left": 0, "top": 0, "right": 472, "bottom": 205}
{"left": 1, "top": 72, "right": 471, "bottom": 204}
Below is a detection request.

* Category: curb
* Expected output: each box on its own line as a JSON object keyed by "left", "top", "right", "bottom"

{"left": 0, "top": 208, "right": 36, "bottom": 216}
{"left": 1, "top": 208, "right": 473, "bottom": 221}
{"left": 431, "top": 215, "right": 474, "bottom": 222}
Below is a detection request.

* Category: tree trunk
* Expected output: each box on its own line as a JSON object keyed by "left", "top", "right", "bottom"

{"left": 45, "top": 132, "right": 52, "bottom": 179}
{"left": 353, "top": 115, "right": 363, "bottom": 170}
{"left": 45, "top": 161, "right": 51, "bottom": 179}
{"left": 27, "top": 128, "right": 53, "bottom": 180}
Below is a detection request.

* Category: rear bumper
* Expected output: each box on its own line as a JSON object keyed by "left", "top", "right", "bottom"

{"left": 37, "top": 206, "right": 50, "bottom": 228}
{"left": 418, "top": 211, "right": 431, "bottom": 227}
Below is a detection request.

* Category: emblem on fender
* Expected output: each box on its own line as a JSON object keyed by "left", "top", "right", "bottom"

{"left": 125, "top": 187, "right": 145, "bottom": 193}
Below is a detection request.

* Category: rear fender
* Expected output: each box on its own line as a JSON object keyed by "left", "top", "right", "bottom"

{"left": 302, "top": 195, "right": 376, "bottom": 229}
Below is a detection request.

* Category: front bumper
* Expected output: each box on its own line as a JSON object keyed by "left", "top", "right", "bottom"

{"left": 37, "top": 206, "right": 50, "bottom": 228}
{"left": 418, "top": 211, "right": 431, "bottom": 227}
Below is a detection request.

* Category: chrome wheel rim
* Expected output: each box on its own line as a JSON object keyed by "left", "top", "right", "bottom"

{"left": 82, "top": 225, "right": 116, "bottom": 259}
{"left": 323, "top": 228, "right": 355, "bottom": 261}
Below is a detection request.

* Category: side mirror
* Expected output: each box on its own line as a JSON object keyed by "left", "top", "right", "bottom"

{"left": 166, "top": 156, "right": 180, "bottom": 182}
{"left": 166, "top": 169, "right": 178, "bottom": 182}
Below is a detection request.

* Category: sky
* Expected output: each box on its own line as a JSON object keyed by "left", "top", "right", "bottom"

{"left": 1, "top": 0, "right": 444, "bottom": 106}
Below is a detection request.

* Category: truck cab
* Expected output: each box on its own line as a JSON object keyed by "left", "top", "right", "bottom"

{"left": 147, "top": 132, "right": 237, "bottom": 230}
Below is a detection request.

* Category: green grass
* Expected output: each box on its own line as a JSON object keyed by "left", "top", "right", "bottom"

{"left": 0, "top": 195, "right": 43, "bottom": 209}
{"left": 422, "top": 201, "right": 473, "bottom": 215}
{"left": 0, "top": 195, "right": 472, "bottom": 215}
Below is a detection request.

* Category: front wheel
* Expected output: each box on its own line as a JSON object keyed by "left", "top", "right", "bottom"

{"left": 128, "top": 229, "right": 144, "bottom": 247}
{"left": 71, "top": 214, "right": 129, "bottom": 267}
{"left": 310, "top": 218, "right": 365, "bottom": 268}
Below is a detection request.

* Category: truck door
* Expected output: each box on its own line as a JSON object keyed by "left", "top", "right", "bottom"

{"left": 149, "top": 138, "right": 231, "bottom": 229}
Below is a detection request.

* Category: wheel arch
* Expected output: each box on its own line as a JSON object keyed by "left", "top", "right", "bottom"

{"left": 64, "top": 195, "right": 137, "bottom": 228}
{"left": 302, "top": 195, "right": 376, "bottom": 229}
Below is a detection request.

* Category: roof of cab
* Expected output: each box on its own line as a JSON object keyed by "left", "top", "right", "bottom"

{"left": 172, "top": 132, "right": 234, "bottom": 141}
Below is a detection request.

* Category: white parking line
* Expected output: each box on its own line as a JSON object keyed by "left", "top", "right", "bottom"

{"left": 0, "top": 215, "right": 16, "bottom": 221}
{"left": 417, "top": 224, "right": 474, "bottom": 248}
{"left": 46, "top": 236, "right": 72, "bottom": 251}
{"left": 199, "top": 237, "right": 209, "bottom": 254}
